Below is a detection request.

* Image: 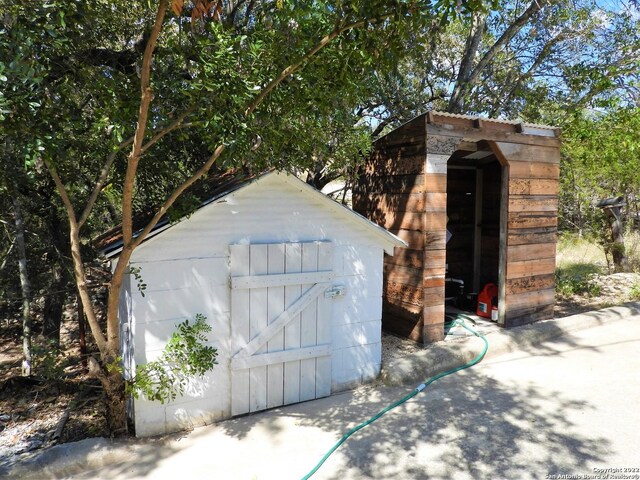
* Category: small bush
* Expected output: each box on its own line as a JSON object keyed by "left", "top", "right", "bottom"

{"left": 126, "top": 314, "right": 218, "bottom": 404}
{"left": 32, "top": 339, "right": 68, "bottom": 380}
{"left": 623, "top": 231, "right": 640, "bottom": 272}
{"left": 555, "top": 271, "right": 601, "bottom": 297}
{"left": 629, "top": 282, "right": 640, "bottom": 300}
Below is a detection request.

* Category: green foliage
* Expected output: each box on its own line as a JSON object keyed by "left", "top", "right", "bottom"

{"left": 31, "top": 340, "right": 68, "bottom": 380}
{"left": 628, "top": 282, "right": 640, "bottom": 301}
{"left": 127, "top": 265, "right": 147, "bottom": 297}
{"left": 126, "top": 314, "right": 218, "bottom": 404}
{"left": 560, "top": 107, "right": 640, "bottom": 234}
{"left": 555, "top": 266, "right": 602, "bottom": 298}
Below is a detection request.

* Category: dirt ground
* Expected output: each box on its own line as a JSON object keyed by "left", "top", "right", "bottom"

{"left": 0, "top": 308, "right": 108, "bottom": 460}
{"left": 2, "top": 271, "right": 639, "bottom": 461}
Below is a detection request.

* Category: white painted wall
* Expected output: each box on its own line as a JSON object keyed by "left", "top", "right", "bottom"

{"left": 123, "top": 173, "right": 392, "bottom": 437}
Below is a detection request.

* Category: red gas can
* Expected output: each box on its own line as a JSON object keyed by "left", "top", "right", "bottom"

{"left": 476, "top": 283, "right": 498, "bottom": 319}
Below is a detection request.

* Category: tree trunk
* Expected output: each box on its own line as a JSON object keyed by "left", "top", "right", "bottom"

{"left": 42, "top": 262, "right": 65, "bottom": 346}
{"left": 103, "top": 372, "right": 127, "bottom": 436}
{"left": 77, "top": 292, "right": 88, "bottom": 369}
{"left": 448, "top": 10, "right": 486, "bottom": 113}
{"left": 447, "top": 0, "right": 547, "bottom": 113}
{"left": 42, "top": 198, "right": 72, "bottom": 346}
{"left": 12, "top": 195, "right": 32, "bottom": 376}
{"left": 607, "top": 207, "right": 629, "bottom": 272}
{"left": 88, "top": 356, "right": 127, "bottom": 436}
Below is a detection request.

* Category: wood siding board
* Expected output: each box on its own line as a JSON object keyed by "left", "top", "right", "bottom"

{"left": 383, "top": 298, "right": 422, "bottom": 318}
{"left": 382, "top": 313, "right": 423, "bottom": 343}
{"left": 507, "top": 243, "right": 557, "bottom": 263}
{"left": 495, "top": 142, "right": 561, "bottom": 164}
{"left": 352, "top": 193, "right": 426, "bottom": 213}
{"left": 423, "top": 285, "right": 445, "bottom": 307}
{"left": 424, "top": 174, "right": 448, "bottom": 193}
{"left": 230, "top": 244, "right": 251, "bottom": 416}
{"left": 266, "top": 243, "right": 285, "bottom": 409}
{"left": 425, "top": 124, "right": 561, "bottom": 148}
{"left": 508, "top": 212, "right": 558, "bottom": 229}
{"left": 422, "top": 305, "right": 445, "bottom": 343}
{"left": 506, "top": 274, "right": 555, "bottom": 294}
{"left": 353, "top": 174, "right": 428, "bottom": 195}
{"left": 384, "top": 263, "right": 423, "bottom": 285}
{"left": 384, "top": 248, "right": 424, "bottom": 269}
{"left": 425, "top": 230, "right": 447, "bottom": 250}
{"left": 363, "top": 154, "right": 425, "bottom": 176}
{"left": 425, "top": 193, "right": 447, "bottom": 212}
{"left": 509, "top": 161, "right": 560, "bottom": 180}
{"left": 425, "top": 212, "right": 447, "bottom": 231}
{"left": 424, "top": 265, "right": 447, "bottom": 277}
{"left": 283, "top": 243, "right": 302, "bottom": 405}
{"left": 383, "top": 282, "right": 423, "bottom": 307}
{"left": 509, "top": 179, "right": 559, "bottom": 196}
{"left": 507, "top": 257, "right": 556, "bottom": 279}
{"left": 505, "top": 305, "right": 554, "bottom": 327}
{"left": 508, "top": 227, "right": 558, "bottom": 246}
{"left": 509, "top": 195, "right": 558, "bottom": 212}
{"left": 357, "top": 211, "right": 424, "bottom": 231}
{"left": 315, "top": 243, "right": 332, "bottom": 399}
{"left": 506, "top": 288, "right": 555, "bottom": 310}
{"left": 393, "top": 229, "right": 425, "bottom": 249}
{"left": 423, "top": 249, "right": 446, "bottom": 268}
{"left": 376, "top": 116, "right": 426, "bottom": 146}
{"left": 300, "top": 243, "right": 319, "bottom": 402}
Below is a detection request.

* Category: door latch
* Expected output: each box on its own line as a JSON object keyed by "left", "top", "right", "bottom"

{"left": 324, "top": 285, "right": 345, "bottom": 299}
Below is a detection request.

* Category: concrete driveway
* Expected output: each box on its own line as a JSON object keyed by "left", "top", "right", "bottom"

{"left": 5, "top": 310, "right": 640, "bottom": 480}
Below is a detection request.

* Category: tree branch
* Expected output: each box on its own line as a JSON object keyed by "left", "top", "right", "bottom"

{"left": 244, "top": 14, "right": 393, "bottom": 117}
{"left": 448, "top": 0, "right": 548, "bottom": 112}
{"left": 78, "top": 138, "right": 132, "bottom": 228}
{"left": 140, "top": 105, "right": 197, "bottom": 155}
{"left": 132, "top": 144, "right": 226, "bottom": 250}
{"left": 131, "top": 8, "right": 401, "bottom": 251}
{"left": 122, "top": 0, "right": 168, "bottom": 245}
{"left": 46, "top": 161, "right": 108, "bottom": 353}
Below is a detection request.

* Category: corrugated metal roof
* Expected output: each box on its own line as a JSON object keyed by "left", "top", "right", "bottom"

{"left": 427, "top": 110, "right": 558, "bottom": 131}
{"left": 375, "top": 110, "right": 560, "bottom": 143}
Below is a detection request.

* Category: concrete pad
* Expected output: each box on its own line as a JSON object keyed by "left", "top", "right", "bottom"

{"left": 379, "top": 302, "right": 640, "bottom": 386}
{"left": 3, "top": 302, "right": 639, "bottom": 479}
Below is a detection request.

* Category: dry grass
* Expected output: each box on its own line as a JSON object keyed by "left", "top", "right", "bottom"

{"left": 556, "top": 233, "right": 607, "bottom": 272}
{"left": 554, "top": 231, "right": 640, "bottom": 317}
{"left": 557, "top": 231, "right": 640, "bottom": 274}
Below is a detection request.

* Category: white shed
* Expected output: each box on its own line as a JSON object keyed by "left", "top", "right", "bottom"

{"left": 100, "top": 171, "right": 405, "bottom": 437}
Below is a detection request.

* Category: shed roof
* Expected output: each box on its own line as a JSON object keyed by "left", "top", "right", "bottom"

{"left": 96, "top": 170, "right": 406, "bottom": 258}
{"left": 375, "top": 110, "right": 561, "bottom": 145}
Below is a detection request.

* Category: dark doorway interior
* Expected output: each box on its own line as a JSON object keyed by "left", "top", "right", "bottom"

{"left": 445, "top": 151, "right": 503, "bottom": 309}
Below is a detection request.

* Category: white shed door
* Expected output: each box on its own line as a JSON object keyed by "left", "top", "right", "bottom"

{"left": 230, "top": 241, "right": 333, "bottom": 416}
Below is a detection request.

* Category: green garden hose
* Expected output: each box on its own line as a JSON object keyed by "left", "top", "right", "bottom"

{"left": 301, "top": 315, "right": 489, "bottom": 480}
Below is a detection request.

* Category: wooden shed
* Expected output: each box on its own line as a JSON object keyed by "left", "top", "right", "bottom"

{"left": 99, "top": 170, "right": 405, "bottom": 437}
{"left": 353, "top": 111, "right": 561, "bottom": 344}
